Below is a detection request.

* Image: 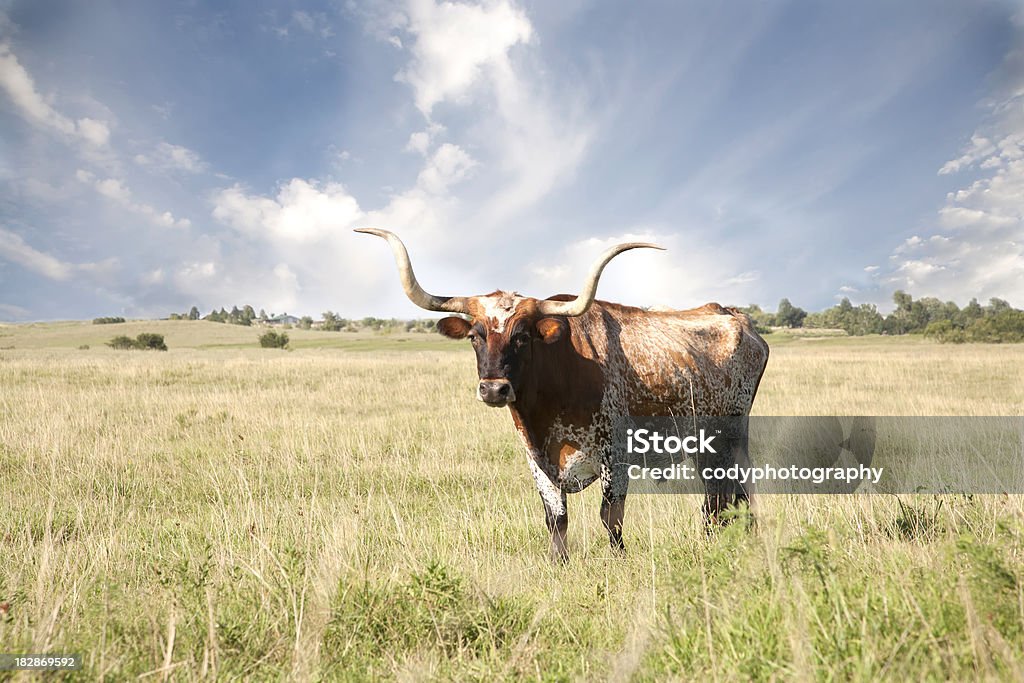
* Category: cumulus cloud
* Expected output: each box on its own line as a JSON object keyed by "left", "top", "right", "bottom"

{"left": 405, "top": 122, "right": 445, "bottom": 155}
{"left": 391, "top": 0, "right": 593, "bottom": 225}
{"left": 872, "top": 91, "right": 1024, "bottom": 303}
{"left": 77, "top": 171, "right": 192, "bottom": 229}
{"left": 395, "top": 0, "right": 532, "bottom": 116}
{"left": 0, "top": 43, "right": 111, "bottom": 147}
{"left": 525, "top": 230, "right": 764, "bottom": 308}
{"left": 413, "top": 142, "right": 476, "bottom": 193}
{"left": 212, "top": 178, "right": 364, "bottom": 244}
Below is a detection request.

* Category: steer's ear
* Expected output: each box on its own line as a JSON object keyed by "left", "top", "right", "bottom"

{"left": 437, "top": 316, "right": 473, "bottom": 339}
{"left": 535, "top": 317, "right": 566, "bottom": 344}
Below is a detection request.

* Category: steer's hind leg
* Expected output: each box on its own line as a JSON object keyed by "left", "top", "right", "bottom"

{"left": 542, "top": 492, "right": 569, "bottom": 563}
{"left": 700, "top": 416, "right": 755, "bottom": 531}
{"left": 731, "top": 418, "right": 756, "bottom": 527}
{"left": 600, "top": 464, "right": 627, "bottom": 553}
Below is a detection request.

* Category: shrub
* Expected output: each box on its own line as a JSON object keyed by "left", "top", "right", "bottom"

{"left": 107, "top": 333, "right": 168, "bottom": 351}
{"left": 107, "top": 335, "right": 137, "bottom": 350}
{"left": 93, "top": 316, "right": 126, "bottom": 324}
{"left": 259, "top": 331, "right": 289, "bottom": 349}
{"left": 135, "top": 333, "right": 168, "bottom": 351}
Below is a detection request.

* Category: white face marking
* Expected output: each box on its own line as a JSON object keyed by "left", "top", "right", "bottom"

{"left": 478, "top": 292, "right": 525, "bottom": 334}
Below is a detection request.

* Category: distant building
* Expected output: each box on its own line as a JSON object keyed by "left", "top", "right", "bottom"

{"left": 266, "top": 314, "right": 300, "bottom": 326}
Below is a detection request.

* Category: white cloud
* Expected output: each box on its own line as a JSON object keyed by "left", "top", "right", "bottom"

{"left": 526, "top": 230, "right": 763, "bottom": 308}
{"left": 0, "top": 226, "right": 72, "bottom": 280}
{"left": 170, "top": 258, "right": 304, "bottom": 317}
{"left": 938, "top": 134, "right": 995, "bottom": 175}
{"left": 135, "top": 142, "right": 207, "bottom": 174}
{"left": 873, "top": 119, "right": 1024, "bottom": 303}
{"left": 0, "top": 43, "right": 111, "bottom": 147}
{"left": 78, "top": 171, "right": 192, "bottom": 229}
{"left": 95, "top": 177, "right": 133, "bottom": 204}
{"left": 391, "top": 0, "right": 593, "bottom": 225}
{"left": 405, "top": 122, "right": 445, "bottom": 155}
{"left": 141, "top": 268, "right": 165, "bottom": 285}
{"left": 76, "top": 117, "right": 111, "bottom": 146}
{"left": 725, "top": 271, "right": 761, "bottom": 286}
{"left": 414, "top": 142, "right": 476, "bottom": 193}
{"left": 0, "top": 226, "right": 117, "bottom": 282}
{"left": 293, "top": 10, "right": 334, "bottom": 38}
{"left": 395, "top": 0, "right": 532, "bottom": 116}
{"left": 212, "top": 178, "right": 364, "bottom": 244}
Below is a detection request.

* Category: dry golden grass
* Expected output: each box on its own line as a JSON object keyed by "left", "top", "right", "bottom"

{"left": 0, "top": 323, "right": 1022, "bottom": 680}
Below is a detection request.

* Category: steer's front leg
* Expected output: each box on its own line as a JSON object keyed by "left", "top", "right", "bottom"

{"left": 527, "top": 455, "right": 569, "bottom": 563}
{"left": 599, "top": 462, "right": 627, "bottom": 553}
{"left": 542, "top": 491, "right": 569, "bottom": 563}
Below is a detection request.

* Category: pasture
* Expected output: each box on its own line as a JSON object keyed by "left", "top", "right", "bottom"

{"left": 1, "top": 321, "right": 1023, "bottom": 680}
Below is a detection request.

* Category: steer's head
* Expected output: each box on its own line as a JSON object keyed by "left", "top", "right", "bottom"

{"left": 355, "top": 228, "right": 663, "bottom": 408}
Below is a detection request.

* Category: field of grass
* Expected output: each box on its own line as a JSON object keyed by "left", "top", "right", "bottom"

{"left": 1, "top": 321, "right": 1023, "bottom": 680}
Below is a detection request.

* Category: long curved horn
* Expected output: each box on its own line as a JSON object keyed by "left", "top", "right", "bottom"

{"left": 354, "top": 228, "right": 471, "bottom": 314}
{"left": 537, "top": 242, "right": 665, "bottom": 317}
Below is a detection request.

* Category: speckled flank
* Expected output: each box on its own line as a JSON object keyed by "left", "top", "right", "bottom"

{"left": 540, "top": 302, "right": 767, "bottom": 501}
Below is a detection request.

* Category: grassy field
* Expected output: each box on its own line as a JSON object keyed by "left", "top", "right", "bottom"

{"left": 1, "top": 321, "right": 1023, "bottom": 680}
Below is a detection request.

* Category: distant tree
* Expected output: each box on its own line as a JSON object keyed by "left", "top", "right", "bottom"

{"left": 258, "top": 308, "right": 268, "bottom": 321}
{"left": 738, "top": 304, "right": 774, "bottom": 333}
{"left": 188, "top": 306, "right": 200, "bottom": 321}
{"left": 93, "top": 316, "right": 126, "bottom": 325}
{"left": 987, "top": 298, "right": 1012, "bottom": 315}
{"left": 961, "top": 298, "right": 983, "bottom": 322}
{"left": 775, "top": 298, "right": 807, "bottom": 328}
{"left": 321, "top": 311, "right": 345, "bottom": 331}
{"left": 299, "top": 316, "right": 314, "bottom": 330}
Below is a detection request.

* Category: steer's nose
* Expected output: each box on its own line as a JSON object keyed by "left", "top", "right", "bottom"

{"left": 477, "top": 379, "right": 516, "bottom": 406}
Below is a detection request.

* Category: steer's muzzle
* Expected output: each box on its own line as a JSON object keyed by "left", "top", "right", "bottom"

{"left": 477, "top": 379, "right": 515, "bottom": 407}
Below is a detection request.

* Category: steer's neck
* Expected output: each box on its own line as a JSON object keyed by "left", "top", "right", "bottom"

{"left": 512, "top": 318, "right": 605, "bottom": 437}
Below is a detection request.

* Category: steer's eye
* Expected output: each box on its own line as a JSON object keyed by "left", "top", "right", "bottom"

{"left": 513, "top": 333, "right": 530, "bottom": 348}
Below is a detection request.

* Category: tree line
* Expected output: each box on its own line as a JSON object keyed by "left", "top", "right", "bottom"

{"left": 163, "top": 292, "right": 1023, "bottom": 344}
{"left": 167, "top": 305, "right": 439, "bottom": 333}
{"left": 742, "top": 292, "right": 1024, "bottom": 343}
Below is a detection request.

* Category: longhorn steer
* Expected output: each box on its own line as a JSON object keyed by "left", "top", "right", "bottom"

{"left": 357, "top": 228, "right": 769, "bottom": 562}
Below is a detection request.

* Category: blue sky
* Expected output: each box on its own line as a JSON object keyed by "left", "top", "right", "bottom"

{"left": 1, "top": 0, "right": 1022, "bottom": 321}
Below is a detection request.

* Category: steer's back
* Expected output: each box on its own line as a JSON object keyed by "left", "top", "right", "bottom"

{"left": 571, "top": 301, "right": 769, "bottom": 416}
